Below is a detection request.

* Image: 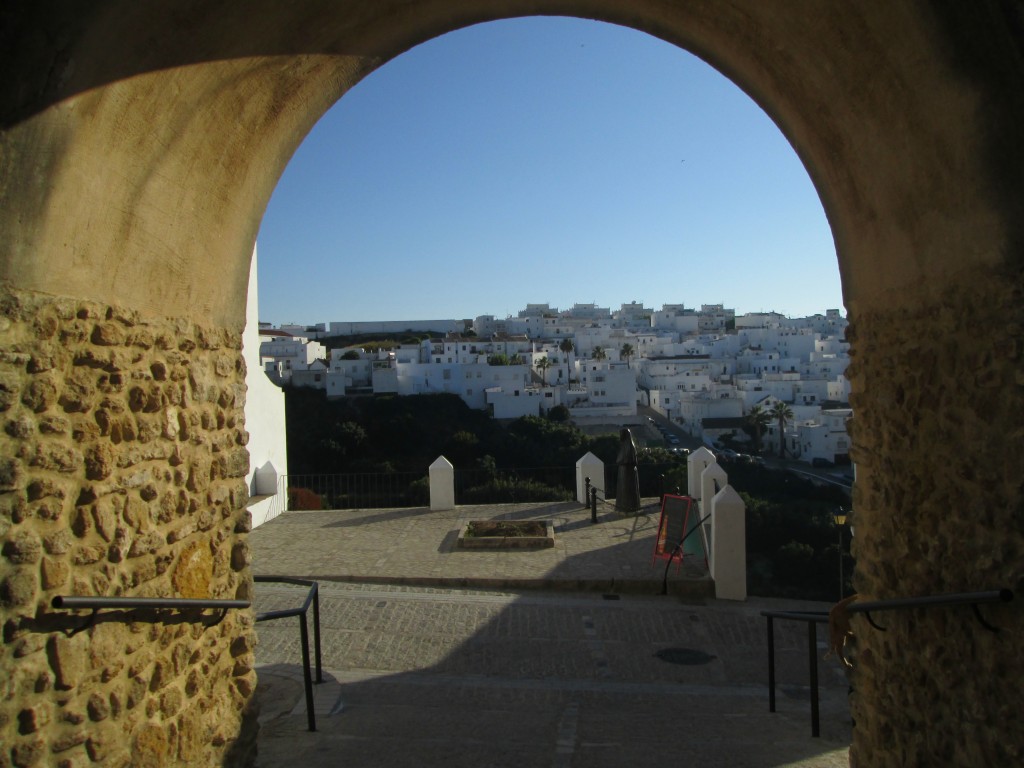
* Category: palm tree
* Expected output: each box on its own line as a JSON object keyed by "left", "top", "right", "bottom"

{"left": 534, "top": 356, "right": 553, "bottom": 386}
{"left": 620, "top": 343, "right": 635, "bottom": 365}
{"left": 768, "top": 401, "right": 794, "bottom": 457}
{"left": 592, "top": 346, "right": 607, "bottom": 361}
{"left": 559, "top": 338, "right": 574, "bottom": 381}
{"left": 746, "top": 405, "right": 771, "bottom": 454}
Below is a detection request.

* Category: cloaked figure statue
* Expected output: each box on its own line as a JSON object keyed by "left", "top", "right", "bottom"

{"left": 615, "top": 427, "right": 641, "bottom": 514}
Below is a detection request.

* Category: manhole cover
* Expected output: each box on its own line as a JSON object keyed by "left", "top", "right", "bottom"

{"left": 654, "top": 648, "right": 717, "bottom": 666}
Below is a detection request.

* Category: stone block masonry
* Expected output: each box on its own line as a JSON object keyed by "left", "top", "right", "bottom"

{"left": 0, "top": 287, "right": 258, "bottom": 766}
{"left": 844, "top": 267, "right": 1024, "bottom": 767}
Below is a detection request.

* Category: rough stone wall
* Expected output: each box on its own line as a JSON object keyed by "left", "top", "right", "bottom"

{"left": 0, "top": 287, "right": 258, "bottom": 767}
{"left": 844, "top": 266, "right": 1024, "bottom": 766}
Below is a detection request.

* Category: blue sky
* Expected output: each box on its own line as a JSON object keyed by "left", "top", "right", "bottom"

{"left": 256, "top": 17, "right": 842, "bottom": 326}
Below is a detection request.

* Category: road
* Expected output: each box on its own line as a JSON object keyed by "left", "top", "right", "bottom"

{"left": 253, "top": 582, "right": 851, "bottom": 767}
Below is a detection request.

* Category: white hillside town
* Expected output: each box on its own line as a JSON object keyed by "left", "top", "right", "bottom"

{"left": 260, "top": 302, "right": 852, "bottom": 466}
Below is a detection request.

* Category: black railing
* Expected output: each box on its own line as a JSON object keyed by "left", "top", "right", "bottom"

{"left": 847, "top": 588, "right": 1014, "bottom": 632}
{"left": 287, "top": 472, "right": 427, "bottom": 510}
{"left": 287, "top": 466, "right": 582, "bottom": 510}
{"left": 254, "top": 576, "right": 323, "bottom": 732}
{"left": 604, "top": 461, "right": 684, "bottom": 501}
{"left": 760, "top": 609, "right": 830, "bottom": 737}
{"left": 761, "top": 588, "right": 1015, "bottom": 737}
{"left": 50, "top": 594, "right": 251, "bottom": 636}
{"left": 454, "top": 466, "right": 576, "bottom": 505}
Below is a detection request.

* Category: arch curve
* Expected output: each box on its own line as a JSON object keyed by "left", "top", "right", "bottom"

{"left": 3, "top": 2, "right": 1020, "bottom": 327}
{"left": 2, "top": 3, "right": 1023, "bottom": 766}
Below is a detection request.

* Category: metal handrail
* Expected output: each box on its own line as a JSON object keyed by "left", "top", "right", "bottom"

{"left": 760, "top": 609, "right": 830, "bottom": 737}
{"left": 52, "top": 595, "right": 251, "bottom": 611}
{"left": 847, "top": 589, "right": 1014, "bottom": 632}
{"left": 254, "top": 576, "right": 323, "bottom": 732}
{"left": 760, "top": 588, "right": 1015, "bottom": 737}
{"left": 50, "top": 594, "right": 250, "bottom": 636}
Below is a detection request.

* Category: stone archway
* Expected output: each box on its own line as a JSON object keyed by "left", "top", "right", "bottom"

{"left": 2, "top": 2, "right": 1022, "bottom": 765}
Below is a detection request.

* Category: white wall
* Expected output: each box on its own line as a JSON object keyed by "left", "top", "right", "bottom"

{"left": 243, "top": 246, "right": 289, "bottom": 528}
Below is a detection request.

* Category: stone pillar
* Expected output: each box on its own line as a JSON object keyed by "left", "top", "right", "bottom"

{"left": 429, "top": 456, "right": 455, "bottom": 511}
{"left": 845, "top": 273, "right": 1024, "bottom": 765}
{"left": 575, "top": 452, "right": 604, "bottom": 504}
{"left": 710, "top": 485, "right": 747, "bottom": 601}
{"left": 0, "top": 288, "right": 258, "bottom": 766}
{"left": 687, "top": 447, "right": 716, "bottom": 499}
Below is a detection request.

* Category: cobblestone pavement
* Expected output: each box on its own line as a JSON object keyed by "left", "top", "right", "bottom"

{"left": 249, "top": 501, "right": 712, "bottom": 595}
{"left": 253, "top": 582, "right": 851, "bottom": 768}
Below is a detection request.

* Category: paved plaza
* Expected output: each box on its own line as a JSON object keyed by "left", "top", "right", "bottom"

{"left": 249, "top": 502, "right": 852, "bottom": 767}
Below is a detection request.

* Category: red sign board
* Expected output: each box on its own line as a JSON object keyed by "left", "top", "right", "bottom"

{"left": 652, "top": 494, "right": 705, "bottom": 572}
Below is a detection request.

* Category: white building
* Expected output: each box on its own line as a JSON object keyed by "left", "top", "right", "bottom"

{"left": 797, "top": 408, "right": 853, "bottom": 464}
{"left": 243, "top": 248, "right": 288, "bottom": 528}
{"left": 260, "top": 329, "right": 326, "bottom": 385}
{"left": 567, "top": 360, "right": 638, "bottom": 419}
{"left": 486, "top": 385, "right": 560, "bottom": 419}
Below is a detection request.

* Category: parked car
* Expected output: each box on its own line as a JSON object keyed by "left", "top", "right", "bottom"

{"left": 811, "top": 457, "right": 834, "bottom": 468}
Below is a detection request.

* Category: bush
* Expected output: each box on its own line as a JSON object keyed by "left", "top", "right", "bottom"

{"left": 288, "top": 487, "right": 323, "bottom": 511}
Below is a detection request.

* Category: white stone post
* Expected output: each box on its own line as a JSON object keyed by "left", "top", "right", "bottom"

{"left": 687, "top": 447, "right": 717, "bottom": 499}
{"left": 253, "top": 461, "right": 279, "bottom": 496}
{"left": 711, "top": 485, "right": 747, "bottom": 601}
{"left": 700, "top": 462, "right": 728, "bottom": 554}
{"left": 576, "top": 452, "right": 605, "bottom": 504}
{"left": 700, "top": 462, "right": 728, "bottom": 513}
{"left": 429, "top": 455, "right": 455, "bottom": 511}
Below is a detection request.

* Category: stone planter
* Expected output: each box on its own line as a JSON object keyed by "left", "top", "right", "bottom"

{"left": 456, "top": 520, "right": 555, "bottom": 549}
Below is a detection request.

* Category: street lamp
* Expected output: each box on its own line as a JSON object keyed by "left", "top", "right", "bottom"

{"left": 833, "top": 506, "right": 848, "bottom": 599}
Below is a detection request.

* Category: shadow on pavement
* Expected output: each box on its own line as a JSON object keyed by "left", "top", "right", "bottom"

{"left": 252, "top": 535, "right": 851, "bottom": 767}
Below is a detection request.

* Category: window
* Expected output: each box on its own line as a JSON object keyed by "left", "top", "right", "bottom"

{"left": 443, "top": 369, "right": 452, "bottom": 380}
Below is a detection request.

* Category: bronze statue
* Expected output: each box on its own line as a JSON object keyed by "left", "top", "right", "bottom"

{"left": 615, "top": 427, "right": 641, "bottom": 514}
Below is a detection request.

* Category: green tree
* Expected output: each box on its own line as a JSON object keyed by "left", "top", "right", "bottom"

{"left": 534, "top": 356, "right": 553, "bottom": 385}
{"left": 746, "top": 405, "right": 771, "bottom": 453}
{"left": 620, "top": 343, "right": 635, "bottom": 364}
{"left": 340, "top": 349, "right": 361, "bottom": 360}
{"left": 592, "top": 346, "right": 607, "bottom": 361}
{"left": 547, "top": 404, "right": 570, "bottom": 422}
{"left": 768, "top": 401, "right": 794, "bottom": 457}
{"left": 559, "top": 338, "right": 575, "bottom": 381}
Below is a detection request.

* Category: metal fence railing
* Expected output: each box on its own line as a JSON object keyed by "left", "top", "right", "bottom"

{"left": 603, "top": 462, "right": 687, "bottom": 503}
{"left": 284, "top": 466, "right": 582, "bottom": 510}
{"left": 453, "top": 466, "right": 576, "bottom": 505}
{"left": 285, "top": 472, "right": 428, "bottom": 510}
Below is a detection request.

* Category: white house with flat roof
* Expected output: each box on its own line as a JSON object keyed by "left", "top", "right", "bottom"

{"left": 797, "top": 408, "right": 853, "bottom": 464}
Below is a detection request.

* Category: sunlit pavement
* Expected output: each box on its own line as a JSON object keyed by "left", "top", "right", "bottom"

{"left": 249, "top": 505, "right": 851, "bottom": 767}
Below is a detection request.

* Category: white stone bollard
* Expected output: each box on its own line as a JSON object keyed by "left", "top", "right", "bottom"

{"left": 429, "top": 455, "right": 455, "bottom": 511}
{"left": 700, "top": 462, "right": 728, "bottom": 516}
{"left": 253, "top": 460, "right": 279, "bottom": 496}
{"left": 576, "top": 452, "right": 605, "bottom": 504}
{"left": 687, "top": 447, "right": 717, "bottom": 499}
{"left": 710, "top": 485, "right": 747, "bottom": 601}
